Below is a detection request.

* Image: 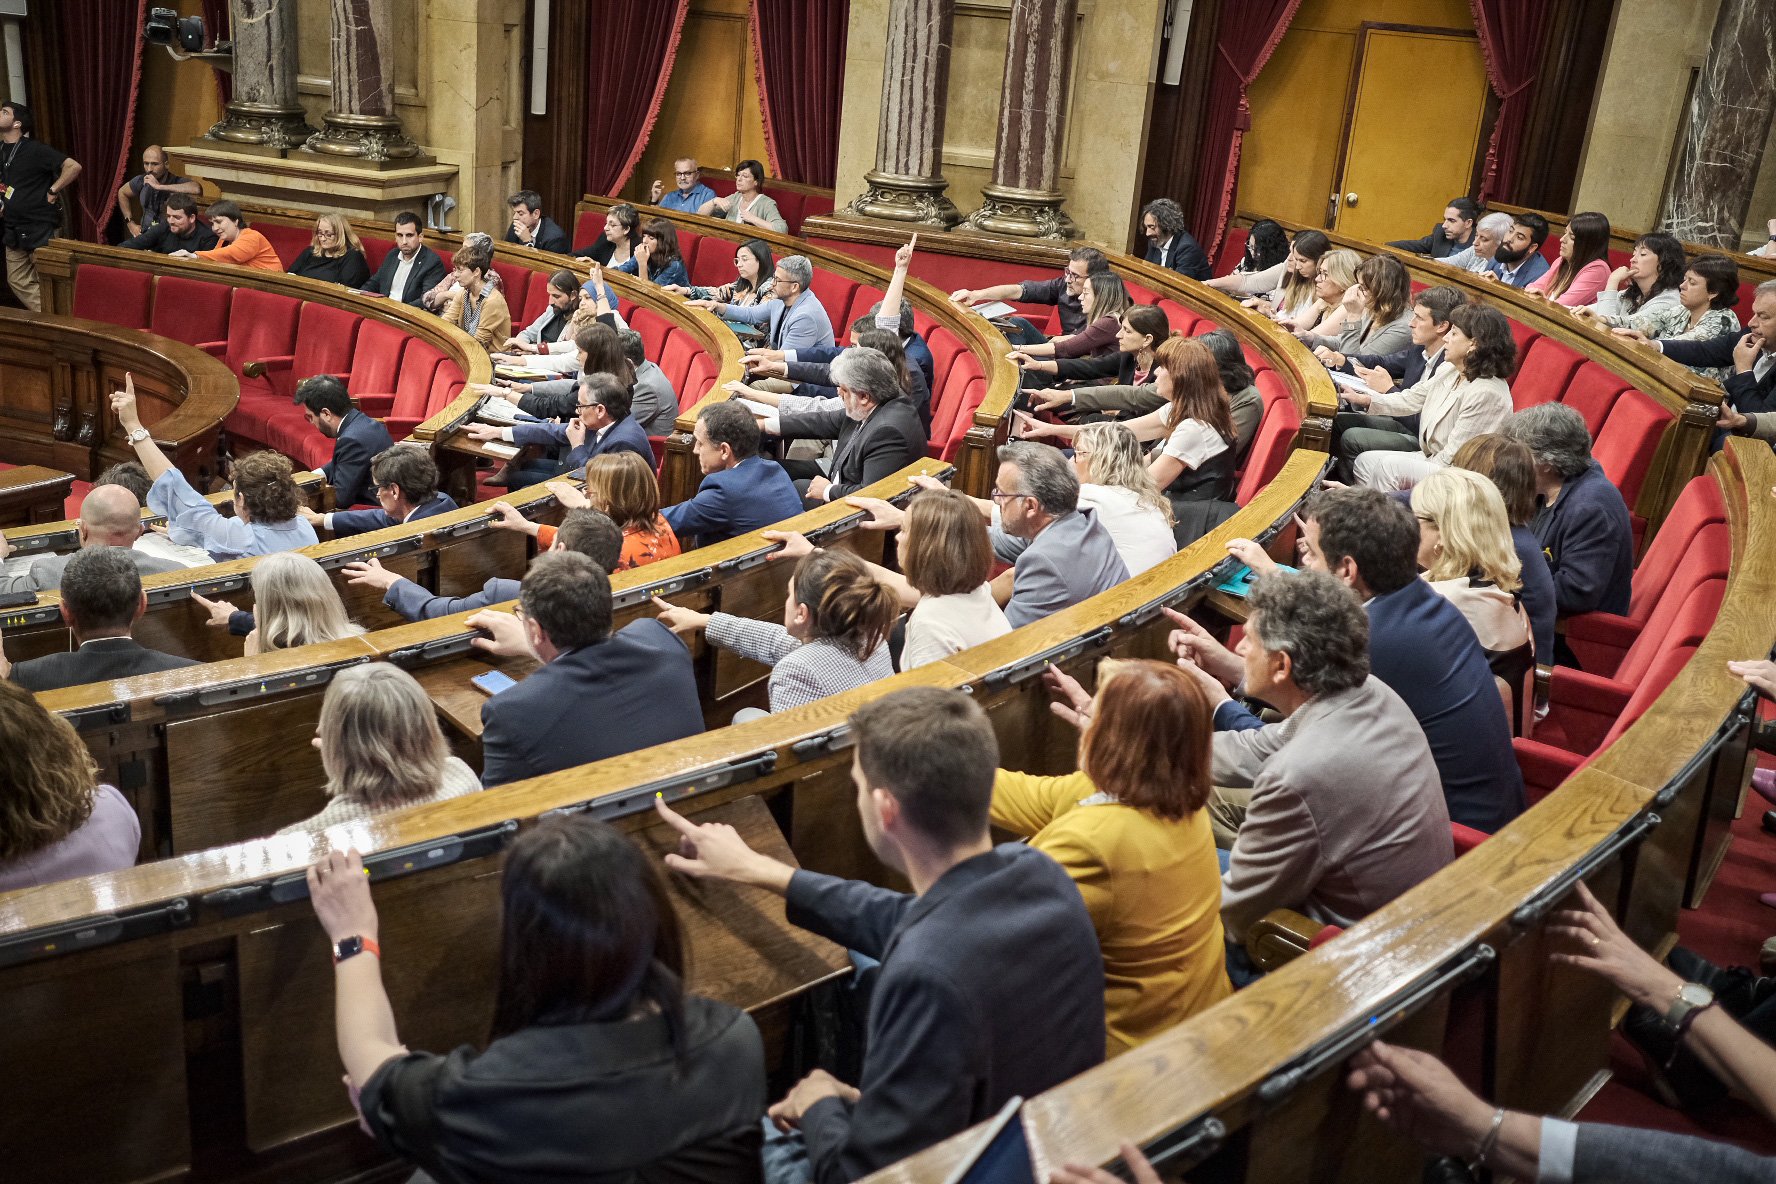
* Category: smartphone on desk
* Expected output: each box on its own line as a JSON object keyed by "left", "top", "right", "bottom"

{"left": 471, "top": 669, "right": 517, "bottom": 697}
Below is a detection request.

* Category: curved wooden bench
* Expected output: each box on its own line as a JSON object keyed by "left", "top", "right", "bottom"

{"left": 0, "top": 440, "right": 1325, "bottom": 1183}
{"left": 1236, "top": 211, "right": 1724, "bottom": 539}
{"left": 0, "top": 310, "right": 238, "bottom": 493}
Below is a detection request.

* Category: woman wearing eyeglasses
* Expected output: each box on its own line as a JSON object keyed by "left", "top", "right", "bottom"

{"left": 288, "top": 211, "right": 370, "bottom": 288}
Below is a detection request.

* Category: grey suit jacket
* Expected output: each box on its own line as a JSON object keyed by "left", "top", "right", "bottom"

{"left": 992, "top": 509, "right": 1129, "bottom": 629}
{"left": 1214, "top": 675, "right": 1451, "bottom": 940}
{"left": 0, "top": 546, "right": 184, "bottom": 596}
{"left": 1572, "top": 1121, "right": 1776, "bottom": 1183}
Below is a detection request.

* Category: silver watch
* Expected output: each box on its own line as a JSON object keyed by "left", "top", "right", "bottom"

{"left": 126, "top": 427, "right": 151, "bottom": 445}
{"left": 1663, "top": 982, "right": 1714, "bottom": 1028}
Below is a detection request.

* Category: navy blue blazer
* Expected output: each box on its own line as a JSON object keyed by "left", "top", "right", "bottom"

{"left": 1658, "top": 327, "right": 1747, "bottom": 372}
{"left": 324, "top": 409, "right": 395, "bottom": 510}
{"left": 788, "top": 844, "right": 1105, "bottom": 1184}
{"left": 385, "top": 575, "right": 518, "bottom": 623}
{"left": 1513, "top": 523, "right": 1558, "bottom": 667}
{"left": 504, "top": 215, "right": 571, "bottom": 254}
{"left": 661, "top": 455, "right": 804, "bottom": 544}
{"left": 1387, "top": 225, "right": 1473, "bottom": 259}
{"left": 1217, "top": 578, "right": 1526, "bottom": 832}
{"left": 9, "top": 637, "right": 197, "bottom": 693}
{"left": 1490, "top": 252, "right": 1552, "bottom": 288}
{"left": 511, "top": 414, "right": 652, "bottom": 472}
{"left": 1146, "top": 233, "right": 1212, "bottom": 281}
{"left": 790, "top": 332, "right": 936, "bottom": 397}
{"left": 479, "top": 619, "right": 703, "bottom": 787}
{"left": 330, "top": 491, "right": 459, "bottom": 538}
{"left": 1530, "top": 460, "right": 1634, "bottom": 617}
{"left": 1340, "top": 345, "right": 1442, "bottom": 388}
{"left": 360, "top": 243, "right": 448, "bottom": 308}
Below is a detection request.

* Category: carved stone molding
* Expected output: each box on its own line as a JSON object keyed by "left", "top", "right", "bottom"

{"left": 960, "top": 184, "right": 1079, "bottom": 241}
{"left": 200, "top": 102, "right": 320, "bottom": 156}
{"left": 302, "top": 113, "right": 431, "bottom": 170}
{"left": 848, "top": 171, "right": 963, "bottom": 229}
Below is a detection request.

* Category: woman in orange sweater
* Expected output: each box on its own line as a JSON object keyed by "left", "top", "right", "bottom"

{"left": 491, "top": 450, "right": 679, "bottom": 571}
{"left": 171, "top": 199, "right": 283, "bottom": 271}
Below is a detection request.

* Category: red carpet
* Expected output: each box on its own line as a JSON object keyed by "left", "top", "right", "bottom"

{"left": 1574, "top": 748, "right": 1776, "bottom": 1154}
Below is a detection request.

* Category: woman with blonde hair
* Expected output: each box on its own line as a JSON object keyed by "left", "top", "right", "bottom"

{"left": 763, "top": 488, "right": 1012, "bottom": 670}
{"left": 1289, "top": 247, "right": 1362, "bottom": 338}
{"left": 245, "top": 552, "right": 366, "bottom": 655}
{"left": 288, "top": 211, "right": 371, "bottom": 288}
{"left": 508, "top": 451, "right": 682, "bottom": 570}
{"left": 0, "top": 680, "right": 139, "bottom": 890}
{"left": 998, "top": 658, "right": 1231, "bottom": 1054}
{"left": 1303, "top": 254, "right": 1414, "bottom": 357}
{"left": 278, "top": 663, "right": 480, "bottom": 834}
{"left": 1072, "top": 421, "right": 1176, "bottom": 576}
{"left": 655, "top": 548, "right": 899, "bottom": 715}
{"left": 1411, "top": 466, "right": 1532, "bottom": 662}
{"left": 1243, "top": 228, "right": 1329, "bottom": 324}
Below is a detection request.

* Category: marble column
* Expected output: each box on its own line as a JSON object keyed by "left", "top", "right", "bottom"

{"left": 845, "top": 0, "right": 962, "bottom": 228}
{"left": 304, "top": 0, "right": 429, "bottom": 166}
{"left": 1656, "top": 0, "right": 1776, "bottom": 247}
{"left": 962, "top": 0, "right": 1080, "bottom": 240}
{"left": 199, "top": 0, "right": 318, "bottom": 155}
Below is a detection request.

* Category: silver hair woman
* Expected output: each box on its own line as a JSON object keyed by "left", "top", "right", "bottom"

{"left": 278, "top": 663, "right": 481, "bottom": 834}
{"left": 247, "top": 552, "right": 367, "bottom": 656}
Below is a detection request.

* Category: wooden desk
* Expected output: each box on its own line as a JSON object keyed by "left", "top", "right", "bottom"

{"left": 0, "top": 466, "right": 74, "bottom": 528}
{"left": 417, "top": 646, "right": 540, "bottom": 739}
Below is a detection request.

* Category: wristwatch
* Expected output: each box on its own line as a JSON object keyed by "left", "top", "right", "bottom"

{"left": 333, "top": 935, "right": 382, "bottom": 965}
{"left": 126, "top": 426, "right": 151, "bottom": 445}
{"left": 1663, "top": 982, "right": 1715, "bottom": 1036}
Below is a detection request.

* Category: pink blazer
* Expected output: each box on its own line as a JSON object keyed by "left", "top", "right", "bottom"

{"left": 1529, "top": 258, "right": 1611, "bottom": 307}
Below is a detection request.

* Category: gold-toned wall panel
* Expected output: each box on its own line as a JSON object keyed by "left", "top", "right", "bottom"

{"left": 1236, "top": 0, "right": 1475, "bottom": 229}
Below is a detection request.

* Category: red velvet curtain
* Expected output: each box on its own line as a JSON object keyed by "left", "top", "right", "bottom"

{"left": 749, "top": 0, "right": 848, "bottom": 188}
{"left": 1186, "top": 0, "right": 1305, "bottom": 263}
{"left": 583, "top": 0, "right": 692, "bottom": 197}
{"left": 1468, "top": 0, "right": 1552, "bottom": 204}
{"left": 53, "top": 0, "right": 149, "bottom": 241}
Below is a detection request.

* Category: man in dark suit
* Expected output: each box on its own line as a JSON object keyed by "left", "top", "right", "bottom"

{"left": 300, "top": 444, "right": 458, "bottom": 538}
{"left": 2, "top": 548, "right": 196, "bottom": 692}
{"left": 349, "top": 509, "right": 622, "bottom": 622}
{"left": 652, "top": 686, "right": 1105, "bottom": 1184}
{"left": 1190, "top": 489, "right": 1525, "bottom": 833}
{"left": 117, "top": 193, "right": 217, "bottom": 255}
{"left": 751, "top": 297, "right": 936, "bottom": 394}
{"left": 296, "top": 375, "right": 396, "bottom": 510}
{"left": 466, "top": 550, "right": 702, "bottom": 787}
{"left": 773, "top": 347, "right": 927, "bottom": 505}
{"left": 464, "top": 374, "right": 653, "bottom": 488}
{"left": 503, "top": 189, "right": 571, "bottom": 254}
{"left": 360, "top": 212, "right": 447, "bottom": 308}
{"left": 663, "top": 401, "right": 805, "bottom": 545}
{"left": 1140, "top": 197, "right": 1211, "bottom": 281}
{"left": 1387, "top": 196, "right": 1478, "bottom": 259}
{"left": 0, "top": 484, "right": 182, "bottom": 594}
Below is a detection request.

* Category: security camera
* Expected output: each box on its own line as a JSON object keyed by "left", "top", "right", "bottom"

{"left": 144, "top": 8, "right": 206, "bottom": 53}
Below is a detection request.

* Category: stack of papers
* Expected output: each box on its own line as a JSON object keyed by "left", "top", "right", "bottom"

{"left": 478, "top": 441, "right": 520, "bottom": 459}
{"left": 731, "top": 397, "right": 776, "bottom": 419}
{"left": 968, "top": 301, "right": 1017, "bottom": 319}
{"left": 477, "top": 395, "right": 526, "bottom": 424}
{"left": 1327, "top": 370, "right": 1378, "bottom": 398}
{"left": 495, "top": 364, "right": 550, "bottom": 382}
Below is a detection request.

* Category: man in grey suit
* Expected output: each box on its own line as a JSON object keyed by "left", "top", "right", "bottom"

{"left": 0, "top": 484, "right": 181, "bottom": 595}
{"left": 1174, "top": 570, "right": 1449, "bottom": 980}
{"left": 1, "top": 547, "right": 196, "bottom": 692}
{"left": 691, "top": 254, "right": 835, "bottom": 354}
{"left": 990, "top": 441, "right": 1129, "bottom": 629}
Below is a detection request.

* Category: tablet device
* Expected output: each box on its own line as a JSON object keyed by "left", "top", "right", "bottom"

{"left": 940, "top": 1097, "right": 1035, "bottom": 1184}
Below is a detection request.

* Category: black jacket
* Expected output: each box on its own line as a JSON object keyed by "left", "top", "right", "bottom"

{"left": 1658, "top": 326, "right": 1747, "bottom": 371}
{"left": 323, "top": 408, "right": 397, "bottom": 509}
{"left": 289, "top": 248, "right": 372, "bottom": 289}
{"left": 777, "top": 397, "right": 928, "bottom": 499}
{"left": 9, "top": 637, "right": 197, "bottom": 693}
{"left": 787, "top": 844, "right": 1105, "bottom": 1184}
{"left": 506, "top": 216, "right": 571, "bottom": 254}
{"left": 119, "top": 221, "right": 218, "bottom": 255}
{"left": 1339, "top": 345, "right": 1443, "bottom": 388}
{"left": 783, "top": 358, "right": 932, "bottom": 435}
{"left": 361, "top": 243, "right": 448, "bottom": 308}
{"left": 1387, "top": 225, "right": 1473, "bottom": 258}
{"left": 1146, "top": 233, "right": 1212, "bottom": 281}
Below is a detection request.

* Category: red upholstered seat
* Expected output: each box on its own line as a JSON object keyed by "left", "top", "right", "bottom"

{"left": 802, "top": 191, "right": 834, "bottom": 222}
{"left": 809, "top": 271, "right": 857, "bottom": 329}
{"left": 926, "top": 328, "right": 965, "bottom": 399}
{"left": 253, "top": 222, "right": 309, "bottom": 268}
{"left": 682, "top": 355, "right": 717, "bottom": 406}
{"left": 1557, "top": 361, "right": 1630, "bottom": 435}
{"left": 152, "top": 275, "right": 232, "bottom": 347}
{"left": 573, "top": 209, "right": 603, "bottom": 248}
{"left": 631, "top": 307, "right": 670, "bottom": 363}
{"left": 383, "top": 341, "right": 446, "bottom": 439}
{"left": 346, "top": 320, "right": 412, "bottom": 417}
{"left": 690, "top": 237, "right": 734, "bottom": 287}
{"left": 73, "top": 265, "right": 153, "bottom": 328}
{"left": 426, "top": 363, "right": 466, "bottom": 427}
{"left": 844, "top": 285, "right": 888, "bottom": 332}
{"left": 214, "top": 288, "right": 301, "bottom": 376}
{"left": 928, "top": 353, "right": 984, "bottom": 459}
{"left": 360, "top": 234, "right": 395, "bottom": 271}
{"left": 1214, "top": 228, "right": 1250, "bottom": 277}
{"left": 1591, "top": 389, "right": 1672, "bottom": 511}
{"left": 933, "top": 376, "right": 987, "bottom": 462}
{"left": 1506, "top": 321, "right": 1541, "bottom": 378}
{"left": 489, "top": 259, "right": 529, "bottom": 310}
{"left": 658, "top": 332, "right": 697, "bottom": 396}
{"left": 253, "top": 303, "right": 363, "bottom": 402}
{"left": 1451, "top": 823, "right": 1489, "bottom": 856}
{"left": 1158, "top": 300, "right": 1202, "bottom": 335}
{"left": 1234, "top": 396, "right": 1302, "bottom": 504}
{"left": 1510, "top": 336, "right": 1583, "bottom": 410}
{"left": 1254, "top": 370, "right": 1290, "bottom": 407}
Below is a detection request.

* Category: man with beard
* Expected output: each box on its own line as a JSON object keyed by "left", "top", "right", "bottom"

{"left": 1489, "top": 212, "right": 1552, "bottom": 288}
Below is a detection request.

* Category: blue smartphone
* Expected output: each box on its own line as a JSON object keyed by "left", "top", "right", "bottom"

{"left": 471, "top": 670, "right": 517, "bottom": 696}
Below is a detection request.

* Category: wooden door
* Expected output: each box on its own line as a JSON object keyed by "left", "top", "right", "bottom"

{"left": 1329, "top": 25, "right": 1488, "bottom": 243}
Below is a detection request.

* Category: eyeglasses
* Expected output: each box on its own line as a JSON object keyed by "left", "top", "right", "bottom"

{"left": 576, "top": 400, "right": 601, "bottom": 411}
{"left": 772, "top": 274, "right": 795, "bottom": 287}
{"left": 674, "top": 170, "right": 698, "bottom": 178}
{"left": 1063, "top": 270, "right": 1088, "bottom": 286}
{"left": 316, "top": 228, "right": 337, "bottom": 239}
{"left": 990, "top": 488, "right": 1032, "bottom": 503}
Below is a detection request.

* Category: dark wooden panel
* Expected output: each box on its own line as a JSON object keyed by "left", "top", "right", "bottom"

{"left": 168, "top": 696, "right": 330, "bottom": 852}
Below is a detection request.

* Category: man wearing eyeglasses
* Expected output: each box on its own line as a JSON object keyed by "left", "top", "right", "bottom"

{"left": 465, "top": 372, "right": 652, "bottom": 488}
{"left": 949, "top": 246, "right": 1110, "bottom": 346}
{"left": 691, "top": 254, "right": 835, "bottom": 353}
{"left": 984, "top": 441, "right": 1128, "bottom": 628}
{"left": 650, "top": 158, "right": 718, "bottom": 214}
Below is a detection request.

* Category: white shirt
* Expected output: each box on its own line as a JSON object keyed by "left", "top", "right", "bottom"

{"left": 902, "top": 584, "right": 1011, "bottom": 668}
{"left": 389, "top": 250, "right": 418, "bottom": 301}
{"left": 1161, "top": 418, "right": 1231, "bottom": 470}
{"left": 1077, "top": 483, "right": 1176, "bottom": 575}
{"left": 133, "top": 531, "right": 214, "bottom": 568}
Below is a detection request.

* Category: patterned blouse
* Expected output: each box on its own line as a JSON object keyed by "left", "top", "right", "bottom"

{"left": 1656, "top": 306, "right": 1742, "bottom": 383}
{"left": 704, "top": 612, "right": 892, "bottom": 713}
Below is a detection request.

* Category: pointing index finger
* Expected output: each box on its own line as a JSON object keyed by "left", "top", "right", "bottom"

{"left": 652, "top": 793, "right": 699, "bottom": 835}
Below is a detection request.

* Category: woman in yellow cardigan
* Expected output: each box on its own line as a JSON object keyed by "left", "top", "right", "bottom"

{"left": 995, "top": 659, "right": 1231, "bottom": 1056}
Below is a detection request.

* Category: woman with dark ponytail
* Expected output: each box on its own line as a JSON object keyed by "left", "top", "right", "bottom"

{"left": 655, "top": 548, "right": 898, "bottom": 715}
{"left": 306, "top": 815, "right": 767, "bottom": 1181}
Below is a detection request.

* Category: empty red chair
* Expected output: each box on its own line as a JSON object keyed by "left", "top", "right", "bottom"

{"left": 489, "top": 259, "right": 529, "bottom": 309}
{"left": 1158, "top": 300, "right": 1201, "bottom": 335}
{"left": 844, "top": 286, "right": 888, "bottom": 332}
{"left": 926, "top": 328, "right": 965, "bottom": 399}
{"left": 934, "top": 376, "right": 988, "bottom": 462}
{"left": 1451, "top": 823, "right": 1489, "bottom": 856}
{"left": 1254, "top": 370, "right": 1290, "bottom": 408}
{"left": 211, "top": 288, "right": 301, "bottom": 377}
{"left": 1510, "top": 336, "right": 1583, "bottom": 410}
{"left": 380, "top": 342, "right": 446, "bottom": 439}
{"left": 773, "top": 191, "right": 806, "bottom": 235}
{"left": 360, "top": 233, "right": 395, "bottom": 271}
{"left": 630, "top": 307, "right": 670, "bottom": 363}
{"left": 658, "top": 332, "right": 697, "bottom": 397}
{"left": 927, "top": 354, "right": 984, "bottom": 458}
{"left": 1234, "top": 397, "right": 1303, "bottom": 503}
{"left": 1506, "top": 321, "right": 1541, "bottom": 378}
{"left": 809, "top": 271, "right": 857, "bottom": 328}
{"left": 1214, "top": 228, "right": 1249, "bottom": 276}
{"left": 1591, "top": 390, "right": 1672, "bottom": 514}
{"left": 682, "top": 355, "right": 717, "bottom": 406}
{"left": 152, "top": 275, "right": 231, "bottom": 347}
{"left": 690, "top": 237, "right": 734, "bottom": 287}
{"left": 253, "top": 222, "right": 310, "bottom": 267}
{"left": 73, "top": 265, "right": 153, "bottom": 328}
{"left": 1557, "top": 362, "right": 1630, "bottom": 435}
{"left": 346, "top": 320, "right": 411, "bottom": 410}
{"left": 573, "top": 209, "right": 604, "bottom": 248}
{"left": 248, "top": 303, "right": 362, "bottom": 402}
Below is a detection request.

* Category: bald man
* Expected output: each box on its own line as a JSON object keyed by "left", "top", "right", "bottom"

{"left": 0, "top": 484, "right": 184, "bottom": 594}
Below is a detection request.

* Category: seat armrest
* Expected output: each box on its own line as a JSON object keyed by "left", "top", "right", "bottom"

{"left": 1548, "top": 666, "right": 1632, "bottom": 718}
{"left": 354, "top": 394, "right": 396, "bottom": 417}
{"left": 241, "top": 355, "right": 296, "bottom": 380}
{"left": 197, "top": 340, "right": 226, "bottom": 358}
{"left": 1513, "top": 737, "right": 1585, "bottom": 801}
{"left": 1246, "top": 909, "right": 1325, "bottom": 972}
